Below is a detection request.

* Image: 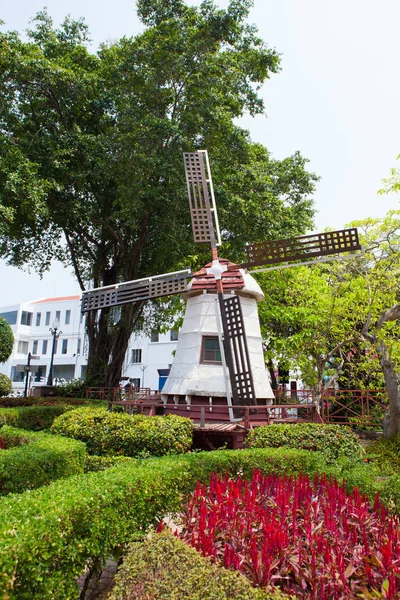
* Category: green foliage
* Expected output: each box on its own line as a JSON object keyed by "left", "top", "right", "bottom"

{"left": 110, "top": 529, "right": 292, "bottom": 600}
{"left": 366, "top": 435, "right": 400, "bottom": 474}
{"left": 0, "top": 5, "right": 317, "bottom": 387}
{"left": 50, "top": 408, "right": 194, "bottom": 457}
{"left": 0, "top": 405, "right": 77, "bottom": 430}
{"left": 84, "top": 453, "right": 135, "bottom": 472}
{"left": 0, "top": 447, "right": 321, "bottom": 599}
{"left": 244, "top": 423, "right": 365, "bottom": 462}
{"left": 0, "top": 395, "right": 106, "bottom": 407}
{"left": 0, "top": 317, "right": 13, "bottom": 364}
{"left": 0, "top": 426, "right": 86, "bottom": 495}
{"left": 55, "top": 379, "right": 89, "bottom": 398}
{"left": 0, "top": 373, "right": 12, "bottom": 397}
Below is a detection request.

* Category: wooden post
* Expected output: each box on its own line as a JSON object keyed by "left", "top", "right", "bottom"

{"left": 244, "top": 407, "right": 250, "bottom": 430}
{"left": 200, "top": 407, "right": 205, "bottom": 428}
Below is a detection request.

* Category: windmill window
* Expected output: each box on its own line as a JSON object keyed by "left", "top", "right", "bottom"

{"left": 201, "top": 336, "right": 222, "bottom": 364}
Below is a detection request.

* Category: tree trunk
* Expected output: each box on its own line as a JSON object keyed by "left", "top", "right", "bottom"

{"left": 103, "top": 302, "right": 144, "bottom": 388}
{"left": 381, "top": 356, "right": 400, "bottom": 437}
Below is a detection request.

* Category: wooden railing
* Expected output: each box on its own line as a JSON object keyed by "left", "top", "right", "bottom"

{"left": 320, "top": 389, "right": 387, "bottom": 427}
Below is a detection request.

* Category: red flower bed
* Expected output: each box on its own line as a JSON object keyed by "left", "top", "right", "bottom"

{"left": 178, "top": 471, "right": 400, "bottom": 599}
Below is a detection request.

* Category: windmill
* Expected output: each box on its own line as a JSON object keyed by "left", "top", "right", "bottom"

{"left": 81, "top": 151, "right": 362, "bottom": 420}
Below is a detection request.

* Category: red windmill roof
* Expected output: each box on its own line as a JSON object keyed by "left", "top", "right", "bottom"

{"left": 191, "top": 258, "right": 244, "bottom": 292}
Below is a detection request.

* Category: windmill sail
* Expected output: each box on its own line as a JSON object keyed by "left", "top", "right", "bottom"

{"left": 241, "top": 228, "right": 361, "bottom": 270}
{"left": 81, "top": 269, "right": 192, "bottom": 313}
{"left": 184, "top": 151, "right": 221, "bottom": 247}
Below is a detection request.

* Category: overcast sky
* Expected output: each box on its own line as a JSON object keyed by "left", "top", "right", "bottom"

{"left": 1, "top": 0, "right": 399, "bottom": 306}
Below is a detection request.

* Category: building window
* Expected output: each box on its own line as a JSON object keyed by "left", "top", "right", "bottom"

{"left": 65, "top": 310, "right": 71, "bottom": 325}
{"left": 55, "top": 311, "right": 61, "bottom": 323}
{"left": 0, "top": 310, "right": 18, "bottom": 325}
{"left": 201, "top": 336, "right": 222, "bottom": 364}
{"left": 131, "top": 349, "right": 142, "bottom": 364}
{"left": 54, "top": 339, "right": 58, "bottom": 355}
{"left": 17, "top": 340, "right": 29, "bottom": 354}
{"left": 20, "top": 311, "right": 32, "bottom": 326}
{"left": 150, "top": 331, "right": 159, "bottom": 343}
{"left": 45, "top": 312, "right": 51, "bottom": 326}
{"left": 132, "top": 378, "right": 140, "bottom": 389}
{"left": 36, "top": 313, "right": 41, "bottom": 326}
{"left": 62, "top": 339, "right": 68, "bottom": 354}
{"left": 42, "top": 340, "right": 48, "bottom": 354}
{"left": 77, "top": 338, "right": 81, "bottom": 355}
{"left": 32, "top": 340, "right": 38, "bottom": 354}
{"left": 170, "top": 330, "right": 179, "bottom": 341}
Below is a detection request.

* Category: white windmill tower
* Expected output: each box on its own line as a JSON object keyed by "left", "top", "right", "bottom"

{"left": 81, "top": 151, "right": 362, "bottom": 422}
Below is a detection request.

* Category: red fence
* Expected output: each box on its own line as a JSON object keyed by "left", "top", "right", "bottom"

{"left": 320, "top": 389, "right": 387, "bottom": 427}
{"left": 87, "top": 386, "right": 388, "bottom": 428}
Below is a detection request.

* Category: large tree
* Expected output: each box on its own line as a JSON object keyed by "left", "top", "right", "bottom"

{"left": 0, "top": 1, "right": 317, "bottom": 385}
{"left": 258, "top": 210, "right": 400, "bottom": 437}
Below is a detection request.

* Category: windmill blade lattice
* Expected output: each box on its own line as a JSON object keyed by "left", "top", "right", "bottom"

{"left": 241, "top": 228, "right": 361, "bottom": 270}
{"left": 81, "top": 269, "right": 192, "bottom": 313}
{"left": 184, "top": 151, "right": 221, "bottom": 247}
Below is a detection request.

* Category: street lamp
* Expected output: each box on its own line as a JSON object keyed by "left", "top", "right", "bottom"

{"left": 47, "top": 319, "right": 62, "bottom": 386}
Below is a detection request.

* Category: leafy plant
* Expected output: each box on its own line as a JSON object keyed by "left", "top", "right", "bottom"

{"left": 0, "top": 426, "right": 86, "bottom": 494}
{"left": 0, "top": 405, "right": 78, "bottom": 430}
{"left": 0, "top": 374, "right": 12, "bottom": 398}
{"left": 55, "top": 379, "right": 89, "bottom": 399}
{"left": 110, "top": 529, "right": 292, "bottom": 600}
{"left": 179, "top": 471, "right": 400, "bottom": 599}
{"left": 0, "top": 317, "right": 13, "bottom": 364}
{"left": 50, "top": 408, "right": 194, "bottom": 457}
{"left": 244, "top": 423, "right": 365, "bottom": 462}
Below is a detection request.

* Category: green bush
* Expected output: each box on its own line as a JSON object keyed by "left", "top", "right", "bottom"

{"left": 0, "top": 447, "right": 322, "bottom": 599}
{"left": 0, "top": 405, "right": 78, "bottom": 430}
{"left": 366, "top": 435, "right": 400, "bottom": 474}
{"left": 110, "top": 529, "right": 293, "bottom": 600}
{"left": 55, "top": 379, "right": 89, "bottom": 398}
{"left": 0, "top": 396, "right": 106, "bottom": 408}
{"left": 244, "top": 423, "right": 365, "bottom": 461}
{"left": 0, "top": 426, "right": 86, "bottom": 495}
{"left": 51, "top": 408, "right": 194, "bottom": 457}
{"left": 84, "top": 454, "right": 135, "bottom": 472}
{"left": 0, "top": 374, "right": 12, "bottom": 397}
{"left": 0, "top": 317, "right": 13, "bottom": 364}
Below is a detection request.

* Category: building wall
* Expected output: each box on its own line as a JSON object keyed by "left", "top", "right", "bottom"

{"left": 0, "top": 296, "right": 178, "bottom": 393}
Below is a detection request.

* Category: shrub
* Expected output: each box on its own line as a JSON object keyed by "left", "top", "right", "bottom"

{"left": 0, "top": 374, "right": 12, "bottom": 398}
{"left": 0, "top": 396, "right": 105, "bottom": 408}
{"left": 50, "top": 408, "right": 194, "bottom": 457}
{"left": 0, "top": 317, "right": 13, "bottom": 364}
{"left": 179, "top": 471, "right": 400, "bottom": 599}
{"left": 0, "top": 405, "right": 78, "bottom": 430}
{"left": 110, "top": 529, "right": 292, "bottom": 600}
{"left": 244, "top": 423, "right": 364, "bottom": 461}
{"left": 84, "top": 454, "right": 135, "bottom": 473}
{"left": 55, "top": 379, "right": 89, "bottom": 398}
{"left": 0, "top": 447, "right": 322, "bottom": 599}
{"left": 0, "top": 426, "right": 86, "bottom": 495}
{"left": 366, "top": 435, "right": 400, "bottom": 474}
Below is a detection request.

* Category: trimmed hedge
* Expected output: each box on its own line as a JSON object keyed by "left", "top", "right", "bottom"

{"left": 84, "top": 454, "right": 135, "bottom": 473}
{"left": 0, "top": 426, "right": 86, "bottom": 495}
{"left": 0, "top": 396, "right": 105, "bottom": 408}
{"left": 51, "top": 408, "right": 194, "bottom": 457}
{"left": 0, "top": 448, "right": 323, "bottom": 599}
{"left": 109, "top": 529, "right": 293, "bottom": 600}
{"left": 0, "top": 405, "right": 79, "bottom": 431}
{"left": 1, "top": 446, "right": 399, "bottom": 599}
{"left": 244, "top": 423, "right": 365, "bottom": 461}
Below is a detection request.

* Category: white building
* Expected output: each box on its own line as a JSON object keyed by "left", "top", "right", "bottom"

{"left": 0, "top": 296, "right": 178, "bottom": 393}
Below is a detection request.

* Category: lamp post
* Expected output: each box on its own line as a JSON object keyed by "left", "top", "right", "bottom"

{"left": 47, "top": 319, "right": 62, "bottom": 386}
